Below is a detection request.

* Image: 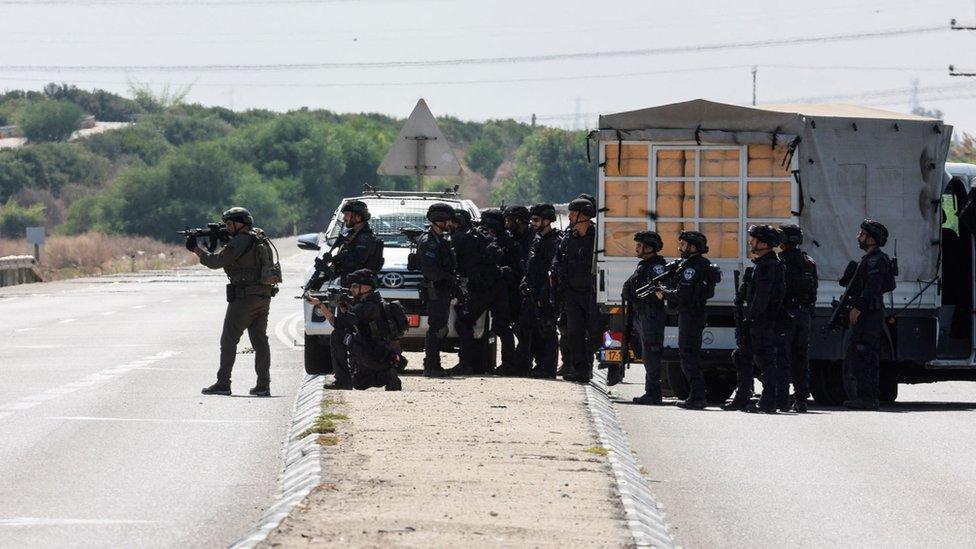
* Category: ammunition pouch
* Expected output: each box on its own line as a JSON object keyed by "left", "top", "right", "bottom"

{"left": 226, "top": 283, "right": 276, "bottom": 302}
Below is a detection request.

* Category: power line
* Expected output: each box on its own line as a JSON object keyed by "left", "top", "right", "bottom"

{"left": 768, "top": 81, "right": 976, "bottom": 104}
{"left": 0, "top": 25, "right": 948, "bottom": 73}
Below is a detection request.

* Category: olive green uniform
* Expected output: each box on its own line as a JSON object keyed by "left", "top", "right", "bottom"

{"left": 200, "top": 231, "right": 275, "bottom": 390}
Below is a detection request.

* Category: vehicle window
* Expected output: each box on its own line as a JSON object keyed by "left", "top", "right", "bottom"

{"left": 329, "top": 199, "right": 467, "bottom": 248}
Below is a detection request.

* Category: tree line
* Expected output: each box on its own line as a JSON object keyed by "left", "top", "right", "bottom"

{"left": 0, "top": 84, "right": 596, "bottom": 240}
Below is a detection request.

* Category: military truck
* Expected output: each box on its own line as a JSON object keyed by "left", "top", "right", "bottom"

{"left": 297, "top": 188, "right": 494, "bottom": 374}
{"left": 591, "top": 99, "right": 974, "bottom": 404}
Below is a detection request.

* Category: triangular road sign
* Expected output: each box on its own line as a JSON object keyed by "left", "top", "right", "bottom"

{"left": 377, "top": 99, "right": 463, "bottom": 177}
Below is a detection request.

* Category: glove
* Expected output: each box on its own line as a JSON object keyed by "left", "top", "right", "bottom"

{"left": 314, "top": 255, "right": 331, "bottom": 271}
{"left": 185, "top": 235, "right": 198, "bottom": 252}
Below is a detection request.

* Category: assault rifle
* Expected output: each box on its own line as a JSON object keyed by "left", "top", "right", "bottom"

{"left": 823, "top": 260, "right": 861, "bottom": 333}
{"left": 177, "top": 222, "right": 230, "bottom": 252}
{"left": 732, "top": 267, "right": 753, "bottom": 345}
{"left": 634, "top": 259, "right": 685, "bottom": 300}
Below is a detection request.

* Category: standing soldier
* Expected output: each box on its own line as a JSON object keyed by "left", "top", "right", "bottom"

{"left": 778, "top": 224, "right": 818, "bottom": 413}
{"left": 741, "top": 225, "right": 787, "bottom": 414}
{"left": 554, "top": 198, "right": 600, "bottom": 383}
{"left": 452, "top": 208, "right": 516, "bottom": 375}
{"left": 659, "top": 231, "right": 717, "bottom": 409}
{"left": 306, "top": 269, "right": 402, "bottom": 391}
{"left": 501, "top": 203, "right": 560, "bottom": 377}
{"left": 191, "top": 207, "right": 278, "bottom": 397}
{"left": 504, "top": 205, "right": 535, "bottom": 269}
{"left": 723, "top": 265, "right": 755, "bottom": 410}
{"left": 417, "top": 203, "right": 458, "bottom": 378}
{"left": 326, "top": 200, "right": 384, "bottom": 388}
{"left": 622, "top": 231, "right": 669, "bottom": 405}
{"left": 843, "top": 220, "right": 895, "bottom": 411}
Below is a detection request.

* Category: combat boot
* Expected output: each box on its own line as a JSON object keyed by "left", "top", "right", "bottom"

{"left": 385, "top": 369, "right": 402, "bottom": 391}
{"left": 202, "top": 383, "right": 232, "bottom": 396}
{"left": 722, "top": 393, "right": 752, "bottom": 411}
{"left": 528, "top": 367, "right": 556, "bottom": 379}
{"left": 447, "top": 365, "right": 472, "bottom": 376}
{"left": 744, "top": 403, "right": 778, "bottom": 414}
{"left": 248, "top": 386, "right": 271, "bottom": 397}
{"left": 423, "top": 363, "right": 448, "bottom": 378}
{"left": 324, "top": 380, "right": 352, "bottom": 390}
{"left": 632, "top": 393, "right": 664, "bottom": 406}
{"left": 792, "top": 398, "right": 808, "bottom": 413}
{"left": 676, "top": 398, "right": 707, "bottom": 410}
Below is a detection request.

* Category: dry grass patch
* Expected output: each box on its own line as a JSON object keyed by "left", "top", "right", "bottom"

{"left": 0, "top": 232, "right": 192, "bottom": 280}
{"left": 317, "top": 435, "right": 339, "bottom": 446}
{"left": 584, "top": 446, "right": 609, "bottom": 456}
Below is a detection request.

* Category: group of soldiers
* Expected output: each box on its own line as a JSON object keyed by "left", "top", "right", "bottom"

{"left": 190, "top": 203, "right": 895, "bottom": 413}
{"left": 622, "top": 219, "right": 894, "bottom": 413}
{"left": 415, "top": 196, "right": 605, "bottom": 383}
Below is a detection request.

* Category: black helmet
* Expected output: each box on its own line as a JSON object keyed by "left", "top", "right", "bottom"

{"left": 860, "top": 219, "right": 889, "bottom": 246}
{"left": 779, "top": 224, "right": 802, "bottom": 245}
{"left": 634, "top": 231, "right": 663, "bottom": 252}
{"left": 221, "top": 207, "right": 253, "bottom": 226}
{"left": 748, "top": 224, "right": 782, "bottom": 247}
{"left": 568, "top": 198, "right": 596, "bottom": 219}
{"left": 479, "top": 208, "right": 506, "bottom": 232}
{"left": 340, "top": 200, "right": 371, "bottom": 221}
{"left": 679, "top": 230, "right": 709, "bottom": 253}
{"left": 578, "top": 193, "right": 597, "bottom": 207}
{"left": 426, "top": 202, "right": 454, "bottom": 223}
{"left": 503, "top": 205, "right": 530, "bottom": 223}
{"left": 453, "top": 208, "right": 472, "bottom": 227}
{"left": 529, "top": 203, "right": 557, "bottom": 222}
{"left": 347, "top": 268, "right": 379, "bottom": 288}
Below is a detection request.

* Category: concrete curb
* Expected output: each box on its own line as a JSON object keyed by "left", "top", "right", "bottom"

{"left": 586, "top": 371, "right": 676, "bottom": 548}
{"left": 229, "top": 374, "right": 324, "bottom": 549}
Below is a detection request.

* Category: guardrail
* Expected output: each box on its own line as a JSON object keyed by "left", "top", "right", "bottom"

{"left": 0, "top": 255, "right": 43, "bottom": 287}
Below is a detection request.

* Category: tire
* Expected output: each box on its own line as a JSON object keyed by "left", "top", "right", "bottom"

{"left": 879, "top": 364, "right": 899, "bottom": 403}
{"left": 705, "top": 372, "right": 736, "bottom": 404}
{"left": 810, "top": 360, "right": 846, "bottom": 406}
{"left": 304, "top": 333, "right": 333, "bottom": 375}
{"left": 663, "top": 361, "right": 690, "bottom": 400}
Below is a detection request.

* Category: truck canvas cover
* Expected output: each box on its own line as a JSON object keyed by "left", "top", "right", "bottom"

{"left": 592, "top": 99, "right": 952, "bottom": 281}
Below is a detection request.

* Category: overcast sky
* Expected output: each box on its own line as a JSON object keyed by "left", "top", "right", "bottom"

{"left": 3, "top": 0, "right": 976, "bottom": 133}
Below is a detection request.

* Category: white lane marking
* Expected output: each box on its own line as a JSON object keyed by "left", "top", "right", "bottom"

{"left": 0, "top": 517, "right": 155, "bottom": 526}
{"left": 49, "top": 417, "right": 269, "bottom": 424}
{"left": 58, "top": 318, "right": 77, "bottom": 324}
{"left": 273, "top": 311, "right": 304, "bottom": 349}
{"left": 0, "top": 350, "right": 182, "bottom": 421}
{"left": 130, "top": 305, "right": 146, "bottom": 310}
{"left": 287, "top": 313, "right": 303, "bottom": 346}
{"left": 100, "top": 311, "right": 116, "bottom": 316}
{"left": 13, "top": 327, "right": 36, "bottom": 333}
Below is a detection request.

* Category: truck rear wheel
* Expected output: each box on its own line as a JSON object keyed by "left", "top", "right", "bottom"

{"left": 304, "top": 333, "right": 333, "bottom": 375}
{"left": 705, "top": 372, "right": 736, "bottom": 404}
{"left": 664, "top": 361, "right": 690, "bottom": 400}
{"left": 810, "top": 360, "right": 846, "bottom": 406}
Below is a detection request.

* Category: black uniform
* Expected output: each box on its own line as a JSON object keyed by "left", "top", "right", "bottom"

{"left": 622, "top": 255, "right": 669, "bottom": 400}
{"left": 453, "top": 227, "right": 515, "bottom": 374}
{"left": 780, "top": 248, "right": 818, "bottom": 403}
{"left": 500, "top": 229, "right": 527, "bottom": 320}
{"left": 332, "top": 290, "right": 400, "bottom": 390}
{"left": 554, "top": 225, "right": 602, "bottom": 381}
{"left": 844, "top": 248, "right": 893, "bottom": 405}
{"left": 329, "top": 223, "right": 383, "bottom": 385}
{"left": 417, "top": 229, "right": 457, "bottom": 372}
{"left": 663, "top": 254, "right": 713, "bottom": 402}
{"left": 731, "top": 267, "right": 754, "bottom": 399}
{"left": 745, "top": 252, "right": 788, "bottom": 411}
{"left": 513, "top": 228, "right": 560, "bottom": 375}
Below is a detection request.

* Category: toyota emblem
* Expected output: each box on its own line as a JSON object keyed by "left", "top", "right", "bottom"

{"left": 382, "top": 272, "right": 405, "bottom": 288}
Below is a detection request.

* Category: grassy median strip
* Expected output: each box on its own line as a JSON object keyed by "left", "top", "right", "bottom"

{"left": 301, "top": 413, "right": 349, "bottom": 439}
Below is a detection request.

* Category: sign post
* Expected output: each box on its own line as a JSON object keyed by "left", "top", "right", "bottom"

{"left": 378, "top": 99, "right": 462, "bottom": 191}
{"left": 26, "top": 226, "right": 45, "bottom": 262}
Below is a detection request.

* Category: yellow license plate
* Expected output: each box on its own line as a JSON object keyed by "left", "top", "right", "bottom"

{"left": 602, "top": 349, "right": 636, "bottom": 363}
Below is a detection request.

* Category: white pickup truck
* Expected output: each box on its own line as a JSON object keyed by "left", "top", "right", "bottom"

{"left": 296, "top": 188, "right": 494, "bottom": 374}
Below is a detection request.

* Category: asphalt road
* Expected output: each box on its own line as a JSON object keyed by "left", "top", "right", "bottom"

{"left": 612, "top": 369, "right": 976, "bottom": 548}
{"left": 0, "top": 243, "right": 313, "bottom": 548}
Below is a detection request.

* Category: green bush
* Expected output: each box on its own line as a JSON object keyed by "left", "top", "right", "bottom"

{"left": 42, "top": 83, "right": 143, "bottom": 122}
{"left": 81, "top": 123, "right": 172, "bottom": 165}
{"left": 465, "top": 137, "right": 504, "bottom": 180}
{"left": 492, "top": 128, "right": 594, "bottom": 205}
{"left": 143, "top": 114, "right": 232, "bottom": 146}
{"left": 17, "top": 100, "right": 84, "bottom": 142}
{"left": 0, "top": 200, "right": 46, "bottom": 238}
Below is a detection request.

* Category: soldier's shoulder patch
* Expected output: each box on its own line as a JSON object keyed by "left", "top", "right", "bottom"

{"left": 866, "top": 256, "right": 879, "bottom": 268}
{"left": 653, "top": 264, "right": 666, "bottom": 276}
{"left": 683, "top": 268, "right": 696, "bottom": 280}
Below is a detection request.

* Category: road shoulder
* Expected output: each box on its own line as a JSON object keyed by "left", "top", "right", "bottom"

{"left": 262, "top": 375, "right": 630, "bottom": 548}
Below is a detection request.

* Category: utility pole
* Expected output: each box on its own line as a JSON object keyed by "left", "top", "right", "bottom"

{"left": 751, "top": 66, "right": 758, "bottom": 106}
{"left": 531, "top": 113, "right": 536, "bottom": 128}
{"left": 950, "top": 16, "right": 976, "bottom": 76}
{"left": 909, "top": 78, "right": 920, "bottom": 112}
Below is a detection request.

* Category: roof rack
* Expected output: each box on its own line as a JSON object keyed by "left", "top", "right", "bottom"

{"left": 359, "top": 183, "right": 460, "bottom": 199}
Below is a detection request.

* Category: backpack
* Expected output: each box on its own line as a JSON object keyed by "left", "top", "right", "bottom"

{"left": 364, "top": 235, "right": 386, "bottom": 273}
{"left": 249, "top": 230, "right": 283, "bottom": 287}
{"left": 702, "top": 263, "right": 722, "bottom": 300}
{"left": 375, "top": 299, "right": 409, "bottom": 341}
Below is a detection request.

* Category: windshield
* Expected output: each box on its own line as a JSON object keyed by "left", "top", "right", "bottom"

{"left": 327, "top": 199, "right": 469, "bottom": 248}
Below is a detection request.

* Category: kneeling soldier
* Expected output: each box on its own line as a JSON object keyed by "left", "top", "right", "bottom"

{"left": 624, "top": 231, "right": 669, "bottom": 405}
{"left": 307, "top": 269, "right": 402, "bottom": 391}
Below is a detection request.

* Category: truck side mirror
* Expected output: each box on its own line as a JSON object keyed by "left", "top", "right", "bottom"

{"left": 296, "top": 233, "right": 321, "bottom": 251}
